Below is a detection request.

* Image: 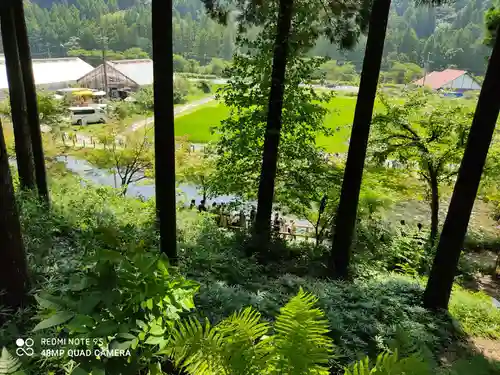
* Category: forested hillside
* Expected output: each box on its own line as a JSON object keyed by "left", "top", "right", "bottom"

{"left": 20, "top": 0, "right": 493, "bottom": 75}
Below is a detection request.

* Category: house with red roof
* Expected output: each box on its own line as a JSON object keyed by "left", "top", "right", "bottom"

{"left": 412, "top": 69, "right": 481, "bottom": 91}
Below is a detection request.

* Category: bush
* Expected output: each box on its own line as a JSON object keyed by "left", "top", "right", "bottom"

{"left": 193, "top": 274, "right": 457, "bottom": 371}
{"left": 449, "top": 285, "right": 500, "bottom": 339}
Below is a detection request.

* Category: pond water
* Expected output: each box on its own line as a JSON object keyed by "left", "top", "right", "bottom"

{"left": 56, "top": 155, "right": 313, "bottom": 228}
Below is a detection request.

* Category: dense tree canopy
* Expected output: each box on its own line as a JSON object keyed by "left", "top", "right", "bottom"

{"left": 9, "top": 0, "right": 492, "bottom": 76}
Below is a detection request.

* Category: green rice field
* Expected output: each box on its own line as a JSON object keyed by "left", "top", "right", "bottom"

{"left": 174, "top": 96, "right": 387, "bottom": 152}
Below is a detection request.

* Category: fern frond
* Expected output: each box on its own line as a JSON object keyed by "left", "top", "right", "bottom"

{"left": 215, "top": 307, "right": 272, "bottom": 375}
{"left": 166, "top": 317, "right": 226, "bottom": 375}
{"left": 0, "top": 347, "right": 22, "bottom": 374}
{"left": 271, "top": 288, "right": 335, "bottom": 375}
{"left": 343, "top": 349, "right": 431, "bottom": 375}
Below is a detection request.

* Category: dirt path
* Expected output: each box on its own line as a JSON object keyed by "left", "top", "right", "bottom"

{"left": 127, "top": 96, "right": 214, "bottom": 132}
{"left": 59, "top": 96, "right": 215, "bottom": 149}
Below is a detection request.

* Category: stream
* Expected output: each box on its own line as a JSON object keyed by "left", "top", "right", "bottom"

{"left": 56, "top": 155, "right": 312, "bottom": 227}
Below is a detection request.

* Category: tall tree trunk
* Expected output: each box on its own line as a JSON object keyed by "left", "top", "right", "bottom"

{"left": 0, "top": 119, "right": 29, "bottom": 313}
{"left": 152, "top": 0, "right": 177, "bottom": 263}
{"left": 423, "top": 29, "right": 500, "bottom": 310}
{"left": 13, "top": 1, "right": 49, "bottom": 203}
{"left": 328, "top": 0, "right": 391, "bottom": 279}
{"left": 429, "top": 170, "right": 439, "bottom": 247}
{"left": 0, "top": 5, "right": 35, "bottom": 190}
{"left": 253, "top": 0, "right": 294, "bottom": 249}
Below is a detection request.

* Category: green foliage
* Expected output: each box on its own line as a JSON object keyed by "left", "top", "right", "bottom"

{"left": 449, "top": 285, "right": 500, "bottom": 339}
{"left": 210, "top": 0, "right": 338, "bottom": 215}
{"left": 193, "top": 272, "right": 456, "bottom": 370}
{"left": 344, "top": 350, "right": 431, "bottom": 375}
{"left": 32, "top": 246, "right": 198, "bottom": 373}
{"left": 83, "top": 126, "right": 154, "bottom": 193}
{"left": 167, "top": 289, "right": 334, "bottom": 375}
{"left": 25, "top": 0, "right": 234, "bottom": 63}
{"left": 370, "top": 91, "right": 474, "bottom": 242}
{"left": 0, "top": 347, "right": 24, "bottom": 375}
{"left": 316, "top": 60, "right": 359, "bottom": 84}
{"left": 484, "top": 2, "right": 500, "bottom": 47}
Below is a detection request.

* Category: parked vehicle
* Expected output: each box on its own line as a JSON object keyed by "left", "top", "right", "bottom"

{"left": 69, "top": 107, "right": 107, "bottom": 125}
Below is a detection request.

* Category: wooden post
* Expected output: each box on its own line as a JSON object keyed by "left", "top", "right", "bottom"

{"left": 0, "top": 4, "right": 35, "bottom": 190}
{"left": 13, "top": 1, "right": 49, "bottom": 202}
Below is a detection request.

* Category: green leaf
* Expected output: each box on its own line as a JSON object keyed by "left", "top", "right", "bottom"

{"left": 109, "top": 339, "right": 133, "bottom": 351}
{"left": 144, "top": 336, "right": 166, "bottom": 345}
{"left": 66, "top": 315, "right": 95, "bottom": 333}
{"left": 116, "top": 333, "right": 136, "bottom": 340}
{"left": 92, "top": 321, "right": 119, "bottom": 336}
{"left": 148, "top": 324, "right": 165, "bottom": 336}
{"left": 33, "top": 312, "right": 75, "bottom": 332}
{"left": 71, "top": 367, "right": 89, "bottom": 375}
{"left": 146, "top": 298, "right": 153, "bottom": 310}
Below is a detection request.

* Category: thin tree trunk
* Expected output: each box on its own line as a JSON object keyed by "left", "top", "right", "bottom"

{"left": 152, "top": 0, "right": 177, "bottom": 263}
{"left": 0, "top": 5, "right": 35, "bottom": 190}
{"left": 423, "top": 29, "right": 500, "bottom": 310}
{"left": 13, "top": 1, "right": 49, "bottom": 203}
{"left": 0, "top": 119, "right": 29, "bottom": 313}
{"left": 253, "top": 0, "right": 294, "bottom": 249}
{"left": 328, "top": 0, "right": 391, "bottom": 279}
{"left": 429, "top": 171, "right": 439, "bottom": 247}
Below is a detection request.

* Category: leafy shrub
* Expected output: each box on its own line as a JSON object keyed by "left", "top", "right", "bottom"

{"left": 194, "top": 274, "right": 456, "bottom": 371}
{"left": 449, "top": 285, "right": 500, "bottom": 339}
{"left": 168, "top": 289, "right": 334, "bottom": 375}
{"left": 30, "top": 247, "right": 198, "bottom": 374}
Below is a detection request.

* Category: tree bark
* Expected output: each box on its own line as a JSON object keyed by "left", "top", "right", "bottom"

{"left": 152, "top": 0, "right": 177, "bottom": 263}
{"left": 13, "top": 1, "right": 49, "bottom": 203}
{"left": 328, "top": 0, "right": 391, "bottom": 279}
{"left": 0, "top": 119, "right": 29, "bottom": 313}
{"left": 429, "top": 170, "right": 439, "bottom": 247}
{"left": 423, "top": 29, "right": 500, "bottom": 310}
{"left": 0, "top": 5, "right": 36, "bottom": 191}
{"left": 253, "top": 0, "right": 294, "bottom": 249}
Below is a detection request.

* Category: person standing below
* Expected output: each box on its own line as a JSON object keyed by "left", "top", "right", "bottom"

{"left": 290, "top": 220, "right": 297, "bottom": 241}
{"left": 273, "top": 213, "right": 280, "bottom": 237}
{"left": 250, "top": 206, "right": 256, "bottom": 223}
{"left": 198, "top": 199, "right": 207, "bottom": 213}
{"left": 239, "top": 209, "right": 247, "bottom": 230}
{"left": 189, "top": 199, "right": 196, "bottom": 210}
{"left": 219, "top": 203, "right": 228, "bottom": 227}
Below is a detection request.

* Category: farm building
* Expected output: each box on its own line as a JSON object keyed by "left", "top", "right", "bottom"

{"left": 0, "top": 57, "right": 94, "bottom": 98}
{"left": 77, "top": 59, "right": 154, "bottom": 96}
{"left": 412, "top": 69, "right": 481, "bottom": 91}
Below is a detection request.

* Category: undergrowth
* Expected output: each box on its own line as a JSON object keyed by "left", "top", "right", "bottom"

{"left": 0, "top": 169, "right": 499, "bottom": 374}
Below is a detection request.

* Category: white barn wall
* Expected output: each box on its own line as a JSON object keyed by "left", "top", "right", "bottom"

{"left": 442, "top": 74, "right": 481, "bottom": 90}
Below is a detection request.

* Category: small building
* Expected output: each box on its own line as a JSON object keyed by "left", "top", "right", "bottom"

{"left": 0, "top": 57, "right": 94, "bottom": 98}
{"left": 77, "top": 59, "right": 154, "bottom": 96}
{"left": 412, "top": 69, "right": 481, "bottom": 91}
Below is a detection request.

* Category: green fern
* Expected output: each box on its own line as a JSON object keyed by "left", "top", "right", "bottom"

{"left": 0, "top": 347, "right": 24, "bottom": 375}
{"left": 167, "top": 288, "right": 335, "bottom": 375}
{"left": 344, "top": 350, "right": 431, "bottom": 375}
{"left": 270, "top": 288, "right": 334, "bottom": 375}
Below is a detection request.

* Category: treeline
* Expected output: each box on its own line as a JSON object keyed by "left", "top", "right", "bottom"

{"left": 312, "top": 0, "right": 492, "bottom": 76}
{"left": 16, "top": 0, "right": 492, "bottom": 76}
{"left": 22, "top": 0, "right": 234, "bottom": 63}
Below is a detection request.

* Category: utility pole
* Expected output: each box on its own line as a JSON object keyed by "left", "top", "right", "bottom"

{"left": 101, "top": 34, "right": 109, "bottom": 97}
{"left": 422, "top": 52, "right": 431, "bottom": 86}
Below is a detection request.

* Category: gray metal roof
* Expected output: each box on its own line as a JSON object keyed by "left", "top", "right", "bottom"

{"left": 0, "top": 57, "right": 94, "bottom": 89}
{"left": 109, "top": 59, "right": 154, "bottom": 86}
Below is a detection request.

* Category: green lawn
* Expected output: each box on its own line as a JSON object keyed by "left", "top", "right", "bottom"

{"left": 174, "top": 96, "right": 388, "bottom": 152}
{"left": 174, "top": 101, "right": 230, "bottom": 143}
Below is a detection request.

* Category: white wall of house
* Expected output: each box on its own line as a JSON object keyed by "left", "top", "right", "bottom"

{"left": 442, "top": 74, "right": 481, "bottom": 90}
